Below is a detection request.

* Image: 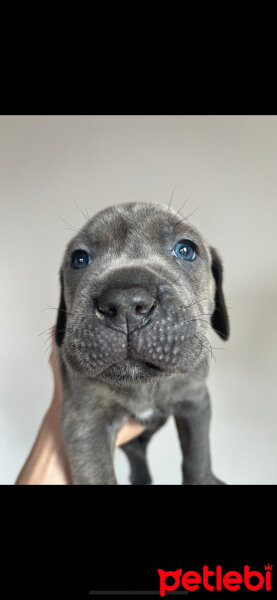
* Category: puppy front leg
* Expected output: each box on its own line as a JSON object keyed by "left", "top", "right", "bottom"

{"left": 61, "top": 401, "right": 119, "bottom": 485}
{"left": 174, "top": 389, "right": 225, "bottom": 485}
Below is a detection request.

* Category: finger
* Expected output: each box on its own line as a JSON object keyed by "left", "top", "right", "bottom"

{"left": 49, "top": 326, "right": 57, "bottom": 370}
{"left": 115, "top": 420, "right": 146, "bottom": 447}
{"left": 49, "top": 326, "right": 62, "bottom": 407}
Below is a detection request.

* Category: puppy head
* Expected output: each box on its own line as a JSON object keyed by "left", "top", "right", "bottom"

{"left": 56, "top": 202, "right": 229, "bottom": 385}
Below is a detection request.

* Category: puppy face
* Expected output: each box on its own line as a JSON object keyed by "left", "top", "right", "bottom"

{"left": 56, "top": 202, "right": 229, "bottom": 384}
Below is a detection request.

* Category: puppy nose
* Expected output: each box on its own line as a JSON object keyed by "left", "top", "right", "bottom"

{"left": 97, "top": 287, "right": 156, "bottom": 330}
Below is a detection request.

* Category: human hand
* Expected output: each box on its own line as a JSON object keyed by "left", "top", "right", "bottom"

{"left": 15, "top": 327, "right": 146, "bottom": 484}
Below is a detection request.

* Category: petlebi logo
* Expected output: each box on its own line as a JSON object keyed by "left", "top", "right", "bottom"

{"left": 157, "top": 564, "right": 273, "bottom": 595}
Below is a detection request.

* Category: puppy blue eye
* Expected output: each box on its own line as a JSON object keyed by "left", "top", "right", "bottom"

{"left": 71, "top": 250, "right": 92, "bottom": 269}
{"left": 173, "top": 240, "right": 196, "bottom": 261}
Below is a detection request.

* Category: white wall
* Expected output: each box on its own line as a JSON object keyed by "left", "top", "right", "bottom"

{"left": 1, "top": 115, "right": 277, "bottom": 484}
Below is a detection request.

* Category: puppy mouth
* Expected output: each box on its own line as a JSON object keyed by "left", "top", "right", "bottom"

{"left": 122, "top": 355, "right": 164, "bottom": 372}
{"left": 133, "top": 358, "right": 163, "bottom": 372}
{"left": 98, "top": 356, "right": 165, "bottom": 384}
{"left": 125, "top": 346, "right": 165, "bottom": 373}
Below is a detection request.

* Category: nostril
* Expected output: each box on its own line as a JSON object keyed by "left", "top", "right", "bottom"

{"left": 105, "top": 306, "right": 117, "bottom": 317}
{"left": 95, "top": 298, "right": 117, "bottom": 317}
{"left": 135, "top": 302, "right": 156, "bottom": 316}
{"left": 135, "top": 304, "right": 148, "bottom": 315}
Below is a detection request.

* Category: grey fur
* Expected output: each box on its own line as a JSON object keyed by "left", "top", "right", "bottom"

{"left": 55, "top": 202, "right": 229, "bottom": 485}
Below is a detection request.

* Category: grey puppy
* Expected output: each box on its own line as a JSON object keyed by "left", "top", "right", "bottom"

{"left": 55, "top": 202, "right": 229, "bottom": 485}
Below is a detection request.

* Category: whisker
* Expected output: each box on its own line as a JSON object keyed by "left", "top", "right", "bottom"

{"left": 41, "top": 306, "right": 74, "bottom": 317}
{"left": 209, "top": 346, "right": 225, "bottom": 351}
{"left": 195, "top": 332, "right": 217, "bottom": 362}
{"left": 199, "top": 330, "right": 222, "bottom": 356}
{"left": 179, "top": 205, "right": 201, "bottom": 222}
{"left": 44, "top": 328, "right": 66, "bottom": 345}
{"left": 172, "top": 203, "right": 200, "bottom": 230}
{"left": 193, "top": 312, "right": 214, "bottom": 317}
{"left": 193, "top": 334, "right": 214, "bottom": 361}
{"left": 194, "top": 309, "right": 231, "bottom": 320}
{"left": 167, "top": 184, "right": 178, "bottom": 213}
{"left": 186, "top": 316, "right": 229, "bottom": 339}
{"left": 183, "top": 297, "right": 210, "bottom": 310}
{"left": 38, "top": 326, "right": 54, "bottom": 337}
{"left": 175, "top": 194, "right": 191, "bottom": 216}
{"left": 65, "top": 226, "right": 79, "bottom": 233}
{"left": 185, "top": 318, "right": 210, "bottom": 325}
{"left": 45, "top": 341, "right": 54, "bottom": 355}
{"left": 210, "top": 328, "right": 228, "bottom": 338}
{"left": 198, "top": 333, "right": 218, "bottom": 352}
{"left": 73, "top": 199, "right": 89, "bottom": 224}
{"left": 58, "top": 216, "right": 80, "bottom": 232}
{"left": 43, "top": 333, "right": 54, "bottom": 345}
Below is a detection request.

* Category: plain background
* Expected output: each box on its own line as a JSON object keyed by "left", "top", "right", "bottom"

{"left": 1, "top": 115, "right": 277, "bottom": 485}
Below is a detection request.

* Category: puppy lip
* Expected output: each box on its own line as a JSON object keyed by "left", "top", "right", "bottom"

{"left": 141, "top": 360, "right": 163, "bottom": 371}
{"left": 127, "top": 356, "right": 164, "bottom": 373}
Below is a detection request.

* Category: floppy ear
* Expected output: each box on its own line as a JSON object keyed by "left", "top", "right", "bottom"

{"left": 209, "top": 246, "right": 230, "bottom": 341}
{"left": 55, "top": 273, "right": 67, "bottom": 346}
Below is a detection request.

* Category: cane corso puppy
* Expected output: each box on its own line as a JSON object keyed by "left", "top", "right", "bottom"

{"left": 55, "top": 202, "right": 229, "bottom": 484}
